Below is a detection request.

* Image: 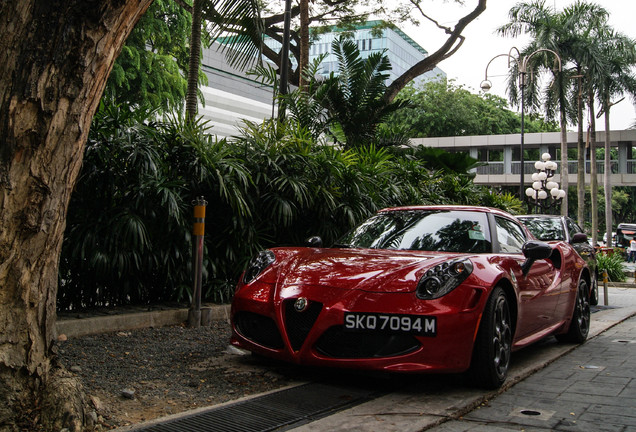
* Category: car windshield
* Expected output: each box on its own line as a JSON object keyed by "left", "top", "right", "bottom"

{"left": 338, "top": 210, "right": 491, "bottom": 253}
{"left": 520, "top": 217, "right": 564, "bottom": 241}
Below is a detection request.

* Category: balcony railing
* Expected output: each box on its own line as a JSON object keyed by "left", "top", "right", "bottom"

{"left": 475, "top": 160, "right": 630, "bottom": 175}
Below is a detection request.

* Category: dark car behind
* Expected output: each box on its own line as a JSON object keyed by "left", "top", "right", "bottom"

{"left": 518, "top": 215, "right": 598, "bottom": 305}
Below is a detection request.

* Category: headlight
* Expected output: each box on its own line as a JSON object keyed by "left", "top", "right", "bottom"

{"left": 416, "top": 258, "right": 473, "bottom": 299}
{"left": 242, "top": 250, "right": 276, "bottom": 284}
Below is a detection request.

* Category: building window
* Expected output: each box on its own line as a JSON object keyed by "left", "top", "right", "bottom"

{"left": 489, "top": 149, "right": 503, "bottom": 162}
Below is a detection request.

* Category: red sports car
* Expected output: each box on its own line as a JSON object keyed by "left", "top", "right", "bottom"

{"left": 230, "top": 206, "right": 591, "bottom": 388}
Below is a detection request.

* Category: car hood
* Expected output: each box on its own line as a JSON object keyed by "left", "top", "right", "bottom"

{"left": 272, "top": 247, "right": 467, "bottom": 293}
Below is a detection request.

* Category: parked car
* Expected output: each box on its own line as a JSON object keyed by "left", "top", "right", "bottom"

{"left": 518, "top": 214, "right": 598, "bottom": 305}
{"left": 616, "top": 223, "right": 636, "bottom": 249}
{"left": 231, "top": 206, "right": 592, "bottom": 389}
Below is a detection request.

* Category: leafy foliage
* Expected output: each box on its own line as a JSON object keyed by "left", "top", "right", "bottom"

{"left": 103, "top": 0, "right": 205, "bottom": 113}
{"left": 282, "top": 37, "right": 410, "bottom": 149}
{"left": 59, "top": 108, "right": 523, "bottom": 311}
{"left": 384, "top": 79, "right": 558, "bottom": 138}
{"left": 318, "top": 37, "right": 410, "bottom": 148}
{"left": 596, "top": 251, "right": 626, "bottom": 282}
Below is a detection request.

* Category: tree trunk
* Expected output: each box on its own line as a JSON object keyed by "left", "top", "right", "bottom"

{"left": 576, "top": 76, "right": 585, "bottom": 227}
{"left": 0, "top": 0, "right": 152, "bottom": 430}
{"left": 604, "top": 102, "right": 613, "bottom": 246}
{"left": 186, "top": 0, "right": 202, "bottom": 121}
{"left": 560, "top": 112, "right": 569, "bottom": 216}
{"left": 588, "top": 93, "right": 598, "bottom": 246}
{"left": 299, "top": 0, "right": 310, "bottom": 90}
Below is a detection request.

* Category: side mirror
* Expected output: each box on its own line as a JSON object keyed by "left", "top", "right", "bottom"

{"left": 521, "top": 240, "right": 553, "bottom": 276}
{"left": 571, "top": 232, "right": 588, "bottom": 244}
{"left": 305, "top": 236, "right": 323, "bottom": 248}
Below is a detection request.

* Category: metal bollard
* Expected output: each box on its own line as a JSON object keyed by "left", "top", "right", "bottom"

{"left": 602, "top": 269, "right": 609, "bottom": 306}
{"left": 188, "top": 196, "right": 207, "bottom": 328}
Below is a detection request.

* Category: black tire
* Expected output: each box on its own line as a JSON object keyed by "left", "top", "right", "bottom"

{"left": 469, "top": 286, "right": 512, "bottom": 389}
{"left": 590, "top": 274, "right": 599, "bottom": 306}
{"left": 556, "top": 278, "right": 590, "bottom": 343}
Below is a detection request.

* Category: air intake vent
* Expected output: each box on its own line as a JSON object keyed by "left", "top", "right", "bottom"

{"left": 284, "top": 299, "right": 322, "bottom": 351}
{"left": 234, "top": 311, "right": 284, "bottom": 349}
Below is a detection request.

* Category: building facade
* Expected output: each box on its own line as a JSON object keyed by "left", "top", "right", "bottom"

{"left": 198, "top": 42, "right": 276, "bottom": 138}
{"left": 303, "top": 21, "right": 446, "bottom": 85}
{"left": 410, "top": 130, "right": 636, "bottom": 188}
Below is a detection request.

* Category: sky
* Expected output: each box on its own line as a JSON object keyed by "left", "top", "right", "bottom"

{"left": 402, "top": 0, "right": 636, "bottom": 131}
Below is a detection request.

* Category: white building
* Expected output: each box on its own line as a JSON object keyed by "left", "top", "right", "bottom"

{"left": 199, "top": 21, "right": 445, "bottom": 137}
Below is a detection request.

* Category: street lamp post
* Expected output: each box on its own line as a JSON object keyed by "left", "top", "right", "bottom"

{"left": 480, "top": 48, "right": 562, "bottom": 201}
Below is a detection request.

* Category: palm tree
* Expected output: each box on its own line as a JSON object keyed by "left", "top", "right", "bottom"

{"left": 592, "top": 30, "right": 636, "bottom": 242}
{"left": 499, "top": 0, "right": 615, "bottom": 224}
{"left": 558, "top": 1, "right": 610, "bottom": 227}
{"left": 319, "top": 37, "right": 410, "bottom": 148}
{"left": 498, "top": 1, "right": 574, "bottom": 215}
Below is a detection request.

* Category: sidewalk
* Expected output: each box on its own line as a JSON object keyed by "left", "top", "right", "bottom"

{"left": 284, "top": 305, "right": 636, "bottom": 432}
{"left": 429, "top": 313, "right": 636, "bottom": 431}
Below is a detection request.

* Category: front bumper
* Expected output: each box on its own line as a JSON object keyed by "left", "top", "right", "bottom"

{"left": 230, "top": 281, "right": 487, "bottom": 373}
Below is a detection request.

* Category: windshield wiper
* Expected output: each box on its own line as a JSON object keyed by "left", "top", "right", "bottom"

{"left": 332, "top": 243, "right": 353, "bottom": 248}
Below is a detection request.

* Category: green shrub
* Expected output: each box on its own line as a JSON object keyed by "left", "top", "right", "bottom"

{"left": 59, "top": 109, "right": 526, "bottom": 310}
{"left": 596, "top": 251, "right": 627, "bottom": 282}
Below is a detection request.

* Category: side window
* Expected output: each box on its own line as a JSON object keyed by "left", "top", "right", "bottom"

{"left": 495, "top": 216, "right": 526, "bottom": 254}
{"left": 566, "top": 218, "right": 582, "bottom": 238}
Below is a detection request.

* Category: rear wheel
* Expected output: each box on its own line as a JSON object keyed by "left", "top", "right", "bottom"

{"left": 469, "top": 286, "right": 512, "bottom": 389}
{"left": 556, "top": 278, "right": 590, "bottom": 343}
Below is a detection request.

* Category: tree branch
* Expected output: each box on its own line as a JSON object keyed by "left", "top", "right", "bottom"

{"left": 173, "top": 0, "right": 192, "bottom": 14}
{"left": 384, "top": 0, "right": 487, "bottom": 103}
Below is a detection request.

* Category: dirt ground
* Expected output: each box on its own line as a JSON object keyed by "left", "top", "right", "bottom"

{"left": 56, "top": 321, "right": 304, "bottom": 430}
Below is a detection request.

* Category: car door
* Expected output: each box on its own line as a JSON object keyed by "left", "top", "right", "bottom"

{"left": 493, "top": 216, "right": 560, "bottom": 339}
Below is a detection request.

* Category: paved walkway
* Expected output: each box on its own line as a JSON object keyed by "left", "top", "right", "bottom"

{"left": 429, "top": 315, "right": 636, "bottom": 431}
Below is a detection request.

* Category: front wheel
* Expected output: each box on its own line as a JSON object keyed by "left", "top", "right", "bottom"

{"left": 556, "top": 278, "right": 590, "bottom": 343}
{"left": 590, "top": 274, "right": 599, "bottom": 306}
{"left": 469, "top": 286, "right": 512, "bottom": 389}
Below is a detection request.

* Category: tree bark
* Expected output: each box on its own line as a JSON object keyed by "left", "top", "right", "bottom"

{"left": 604, "top": 101, "right": 613, "bottom": 246}
{"left": 560, "top": 112, "right": 569, "bottom": 216}
{"left": 299, "top": 0, "right": 310, "bottom": 90}
{"left": 186, "top": 0, "right": 202, "bottom": 121}
{"left": 588, "top": 92, "right": 598, "bottom": 246}
{"left": 0, "top": 0, "right": 152, "bottom": 429}
{"left": 576, "top": 76, "right": 585, "bottom": 227}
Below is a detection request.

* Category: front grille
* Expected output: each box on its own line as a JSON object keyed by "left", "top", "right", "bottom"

{"left": 284, "top": 299, "right": 323, "bottom": 351}
{"left": 315, "top": 326, "right": 420, "bottom": 358}
{"left": 234, "top": 311, "right": 284, "bottom": 349}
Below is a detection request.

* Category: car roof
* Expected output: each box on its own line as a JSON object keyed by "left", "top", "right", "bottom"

{"left": 517, "top": 214, "right": 562, "bottom": 220}
{"left": 378, "top": 205, "right": 516, "bottom": 219}
{"left": 617, "top": 223, "right": 636, "bottom": 229}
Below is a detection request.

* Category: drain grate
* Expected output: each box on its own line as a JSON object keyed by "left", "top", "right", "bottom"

{"left": 134, "top": 382, "right": 384, "bottom": 432}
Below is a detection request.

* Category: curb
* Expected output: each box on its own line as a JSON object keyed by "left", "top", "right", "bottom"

{"left": 56, "top": 304, "right": 231, "bottom": 338}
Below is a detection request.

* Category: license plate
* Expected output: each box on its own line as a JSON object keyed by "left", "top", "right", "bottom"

{"left": 344, "top": 313, "right": 436, "bottom": 336}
